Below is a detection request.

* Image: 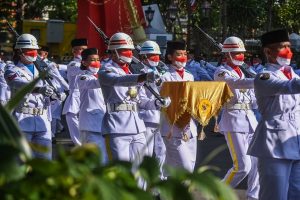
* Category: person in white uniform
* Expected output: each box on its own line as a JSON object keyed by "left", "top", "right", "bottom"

{"left": 77, "top": 48, "right": 108, "bottom": 163}
{"left": 160, "top": 41, "right": 197, "bottom": 173}
{"left": 5, "top": 34, "right": 54, "bottom": 159}
{"left": 248, "top": 29, "right": 300, "bottom": 200}
{"left": 38, "top": 46, "right": 68, "bottom": 137}
{"left": 214, "top": 36, "right": 259, "bottom": 200}
{"left": 98, "top": 32, "right": 170, "bottom": 163}
{"left": 62, "top": 38, "right": 87, "bottom": 146}
{"left": 138, "top": 40, "right": 167, "bottom": 179}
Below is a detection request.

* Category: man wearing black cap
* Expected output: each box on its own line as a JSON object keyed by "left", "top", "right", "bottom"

{"left": 248, "top": 29, "right": 300, "bottom": 200}
{"left": 62, "top": 38, "right": 88, "bottom": 146}
{"left": 160, "top": 41, "right": 197, "bottom": 173}
{"left": 76, "top": 48, "right": 108, "bottom": 163}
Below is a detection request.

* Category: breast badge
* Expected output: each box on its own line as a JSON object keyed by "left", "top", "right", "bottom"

{"left": 259, "top": 73, "right": 270, "bottom": 80}
{"left": 127, "top": 87, "right": 138, "bottom": 99}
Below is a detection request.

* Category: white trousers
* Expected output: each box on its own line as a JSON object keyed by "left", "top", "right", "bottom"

{"left": 65, "top": 112, "right": 81, "bottom": 146}
{"left": 163, "top": 136, "right": 197, "bottom": 173}
{"left": 25, "top": 131, "right": 52, "bottom": 160}
{"left": 80, "top": 131, "right": 108, "bottom": 164}
{"left": 222, "top": 131, "right": 259, "bottom": 199}
{"left": 258, "top": 157, "right": 300, "bottom": 200}
{"left": 105, "top": 133, "right": 147, "bottom": 163}
{"left": 144, "top": 126, "right": 166, "bottom": 179}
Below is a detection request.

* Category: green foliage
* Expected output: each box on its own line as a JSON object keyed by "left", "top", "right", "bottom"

{"left": 274, "top": 0, "right": 300, "bottom": 32}
{"left": 0, "top": 143, "right": 238, "bottom": 200}
{"left": 23, "top": 0, "right": 77, "bottom": 22}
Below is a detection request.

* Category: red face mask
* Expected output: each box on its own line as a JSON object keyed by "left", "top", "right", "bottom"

{"left": 89, "top": 61, "right": 101, "bottom": 68}
{"left": 148, "top": 55, "right": 160, "bottom": 62}
{"left": 175, "top": 56, "right": 187, "bottom": 63}
{"left": 277, "top": 47, "right": 293, "bottom": 59}
{"left": 119, "top": 50, "right": 133, "bottom": 58}
{"left": 233, "top": 54, "right": 245, "bottom": 61}
{"left": 24, "top": 50, "right": 38, "bottom": 57}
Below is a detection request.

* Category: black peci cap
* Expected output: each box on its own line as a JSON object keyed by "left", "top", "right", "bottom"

{"left": 261, "top": 29, "right": 289, "bottom": 47}
{"left": 71, "top": 38, "right": 88, "bottom": 47}
{"left": 166, "top": 41, "right": 186, "bottom": 53}
{"left": 81, "top": 48, "right": 98, "bottom": 60}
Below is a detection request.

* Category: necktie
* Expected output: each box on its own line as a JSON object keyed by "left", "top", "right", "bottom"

{"left": 281, "top": 67, "right": 292, "bottom": 80}
{"left": 232, "top": 66, "right": 242, "bottom": 78}
{"left": 118, "top": 63, "right": 129, "bottom": 74}
{"left": 176, "top": 69, "right": 184, "bottom": 79}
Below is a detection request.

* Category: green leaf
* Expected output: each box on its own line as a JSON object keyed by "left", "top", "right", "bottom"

{"left": 189, "top": 172, "right": 238, "bottom": 200}
{"left": 5, "top": 77, "right": 41, "bottom": 111}
{"left": 138, "top": 156, "right": 160, "bottom": 184}
{"left": 0, "top": 145, "right": 26, "bottom": 185}
{"left": 157, "top": 178, "right": 193, "bottom": 200}
{"left": 0, "top": 104, "right": 32, "bottom": 160}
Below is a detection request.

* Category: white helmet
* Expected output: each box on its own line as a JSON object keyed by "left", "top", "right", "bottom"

{"left": 15, "top": 34, "right": 39, "bottom": 49}
{"left": 108, "top": 32, "right": 135, "bottom": 50}
{"left": 221, "top": 36, "right": 246, "bottom": 53}
{"left": 139, "top": 40, "right": 161, "bottom": 55}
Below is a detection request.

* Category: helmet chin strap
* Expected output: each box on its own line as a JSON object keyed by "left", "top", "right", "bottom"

{"left": 19, "top": 49, "right": 32, "bottom": 63}
{"left": 114, "top": 50, "right": 125, "bottom": 64}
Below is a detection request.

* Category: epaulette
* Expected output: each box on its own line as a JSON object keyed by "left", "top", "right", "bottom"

{"left": 68, "top": 61, "right": 80, "bottom": 67}
{"left": 259, "top": 73, "right": 270, "bottom": 80}
{"left": 218, "top": 71, "right": 226, "bottom": 77}
{"left": 105, "top": 68, "right": 113, "bottom": 73}
{"left": 80, "top": 75, "right": 87, "bottom": 80}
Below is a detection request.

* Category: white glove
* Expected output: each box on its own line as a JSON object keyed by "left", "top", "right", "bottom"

{"left": 146, "top": 71, "right": 161, "bottom": 83}
{"left": 59, "top": 92, "right": 67, "bottom": 101}
{"left": 155, "top": 97, "right": 171, "bottom": 108}
{"left": 39, "top": 85, "right": 54, "bottom": 97}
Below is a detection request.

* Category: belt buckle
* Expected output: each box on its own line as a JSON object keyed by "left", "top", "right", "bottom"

{"left": 32, "top": 108, "right": 37, "bottom": 115}
{"left": 242, "top": 104, "right": 246, "bottom": 110}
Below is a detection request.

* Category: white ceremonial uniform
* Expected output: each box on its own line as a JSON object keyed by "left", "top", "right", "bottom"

{"left": 77, "top": 70, "right": 108, "bottom": 163}
{"left": 138, "top": 66, "right": 166, "bottom": 179}
{"left": 248, "top": 64, "right": 300, "bottom": 200}
{"left": 62, "top": 57, "right": 82, "bottom": 145}
{"left": 99, "top": 61, "right": 157, "bottom": 164}
{"left": 4, "top": 62, "right": 52, "bottom": 159}
{"left": 44, "top": 59, "right": 69, "bottom": 136}
{"left": 0, "top": 60, "right": 11, "bottom": 105}
{"left": 214, "top": 64, "right": 259, "bottom": 199}
{"left": 160, "top": 65, "right": 198, "bottom": 173}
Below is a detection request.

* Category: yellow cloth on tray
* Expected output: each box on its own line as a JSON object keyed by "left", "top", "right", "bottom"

{"left": 160, "top": 81, "right": 233, "bottom": 130}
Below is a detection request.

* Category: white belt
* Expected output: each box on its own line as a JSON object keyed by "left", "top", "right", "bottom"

{"left": 226, "top": 103, "right": 252, "bottom": 110}
{"left": 107, "top": 103, "right": 138, "bottom": 112}
{"left": 16, "top": 107, "right": 47, "bottom": 115}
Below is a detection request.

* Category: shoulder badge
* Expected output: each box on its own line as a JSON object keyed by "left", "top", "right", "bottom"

{"left": 259, "top": 73, "right": 270, "bottom": 80}
{"left": 105, "top": 68, "right": 113, "bottom": 73}
{"left": 218, "top": 71, "right": 226, "bottom": 77}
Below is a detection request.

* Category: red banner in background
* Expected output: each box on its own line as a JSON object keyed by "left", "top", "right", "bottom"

{"left": 76, "top": 0, "right": 146, "bottom": 55}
